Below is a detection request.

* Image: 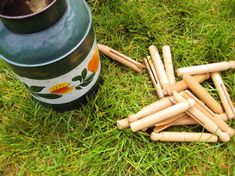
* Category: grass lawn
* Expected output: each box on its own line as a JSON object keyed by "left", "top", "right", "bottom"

{"left": 0, "top": 0, "right": 235, "bottom": 175}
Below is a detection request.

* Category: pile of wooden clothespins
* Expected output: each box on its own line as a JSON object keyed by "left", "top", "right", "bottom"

{"left": 98, "top": 43, "right": 235, "bottom": 143}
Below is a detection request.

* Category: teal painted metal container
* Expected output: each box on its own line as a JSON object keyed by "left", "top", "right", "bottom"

{"left": 0, "top": 0, "right": 102, "bottom": 111}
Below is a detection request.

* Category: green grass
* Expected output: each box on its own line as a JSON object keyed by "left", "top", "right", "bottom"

{"left": 0, "top": 0, "right": 235, "bottom": 175}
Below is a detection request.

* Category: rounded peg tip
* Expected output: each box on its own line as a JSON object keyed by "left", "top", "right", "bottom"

{"left": 148, "top": 45, "right": 155, "bottom": 50}
{"left": 219, "top": 132, "right": 230, "bottom": 142}
{"left": 162, "top": 45, "right": 170, "bottom": 49}
{"left": 150, "top": 132, "right": 160, "bottom": 141}
{"left": 117, "top": 119, "right": 129, "bottom": 130}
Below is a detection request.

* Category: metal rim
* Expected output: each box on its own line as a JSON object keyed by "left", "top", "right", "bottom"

{"left": 0, "top": 0, "right": 93, "bottom": 68}
{"left": 0, "top": 0, "right": 56, "bottom": 19}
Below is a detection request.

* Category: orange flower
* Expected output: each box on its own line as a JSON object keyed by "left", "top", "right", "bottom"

{"left": 88, "top": 49, "right": 99, "bottom": 72}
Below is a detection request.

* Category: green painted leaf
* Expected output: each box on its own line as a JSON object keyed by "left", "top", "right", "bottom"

{"left": 75, "top": 86, "right": 82, "bottom": 90}
{"left": 72, "top": 75, "right": 82, "bottom": 82}
{"left": 85, "top": 73, "right": 95, "bottom": 82}
{"left": 29, "top": 86, "right": 45, "bottom": 92}
{"left": 80, "top": 80, "right": 92, "bottom": 87}
{"left": 81, "top": 68, "right": 87, "bottom": 80}
{"left": 35, "top": 93, "right": 63, "bottom": 99}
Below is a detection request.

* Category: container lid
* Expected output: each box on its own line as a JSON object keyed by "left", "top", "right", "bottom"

{"left": 0, "top": 0, "right": 67, "bottom": 34}
{"left": 0, "top": 0, "right": 92, "bottom": 67}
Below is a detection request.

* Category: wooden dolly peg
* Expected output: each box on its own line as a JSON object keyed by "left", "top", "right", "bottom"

{"left": 130, "top": 98, "right": 195, "bottom": 132}
{"left": 211, "top": 72, "right": 235, "bottom": 119}
{"left": 149, "top": 45, "right": 170, "bottom": 89}
{"left": 150, "top": 132, "right": 218, "bottom": 143}
{"left": 128, "top": 97, "right": 173, "bottom": 122}
{"left": 177, "top": 61, "right": 235, "bottom": 76}
{"left": 98, "top": 44, "right": 145, "bottom": 72}
{"left": 144, "top": 57, "right": 165, "bottom": 98}
{"left": 162, "top": 45, "right": 176, "bottom": 85}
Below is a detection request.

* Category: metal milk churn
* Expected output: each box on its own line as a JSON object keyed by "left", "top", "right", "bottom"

{"left": 0, "top": 0, "right": 102, "bottom": 111}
